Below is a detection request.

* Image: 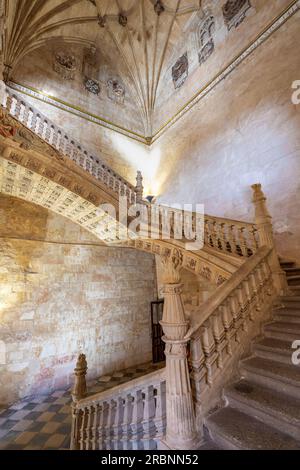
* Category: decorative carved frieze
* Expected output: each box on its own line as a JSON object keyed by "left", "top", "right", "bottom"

{"left": 222, "top": 0, "right": 251, "bottom": 31}
{"left": 53, "top": 51, "right": 77, "bottom": 80}
{"left": 172, "top": 53, "right": 189, "bottom": 89}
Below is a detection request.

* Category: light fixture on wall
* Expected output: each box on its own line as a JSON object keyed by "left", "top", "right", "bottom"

{"left": 146, "top": 195, "right": 155, "bottom": 203}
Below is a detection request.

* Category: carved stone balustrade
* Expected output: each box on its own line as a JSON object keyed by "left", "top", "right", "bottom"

{"left": 71, "top": 367, "right": 166, "bottom": 450}
{"left": 4, "top": 89, "right": 137, "bottom": 203}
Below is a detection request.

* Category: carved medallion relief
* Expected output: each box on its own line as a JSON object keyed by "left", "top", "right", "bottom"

{"left": 172, "top": 52, "right": 189, "bottom": 90}
{"left": 222, "top": 0, "right": 251, "bottom": 30}
{"left": 53, "top": 52, "right": 77, "bottom": 80}
{"left": 198, "top": 15, "right": 215, "bottom": 65}
{"left": 107, "top": 79, "right": 125, "bottom": 104}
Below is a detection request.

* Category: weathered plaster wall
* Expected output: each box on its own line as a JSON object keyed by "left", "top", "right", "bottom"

{"left": 0, "top": 195, "right": 156, "bottom": 405}
{"left": 155, "top": 11, "right": 300, "bottom": 263}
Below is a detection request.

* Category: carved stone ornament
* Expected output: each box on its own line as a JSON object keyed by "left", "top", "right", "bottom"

{"left": 198, "top": 15, "right": 215, "bottom": 65}
{"left": 154, "top": 1, "right": 165, "bottom": 16}
{"left": 222, "top": 0, "right": 251, "bottom": 31}
{"left": 84, "top": 77, "right": 101, "bottom": 95}
{"left": 53, "top": 52, "right": 77, "bottom": 80}
{"left": 119, "top": 13, "right": 127, "bottom": 27}
{"left": 172, "top": 52, "right": 189, "bottom": 89}
{"left": 107, "top": 78, "right": 125, "bottom": 104}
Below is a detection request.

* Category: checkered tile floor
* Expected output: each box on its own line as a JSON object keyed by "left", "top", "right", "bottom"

{"left": 0, "top": 362, "right": 163, "bottom": 450}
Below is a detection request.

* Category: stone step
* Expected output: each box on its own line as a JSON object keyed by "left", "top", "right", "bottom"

{"left": 225, "top": 380, "right": 300, "bottom": 440}
{"left": 253, "top": 337, "right": 293, "bottom": 364}
{"left": 281, "top": 296, "right": 300, "bottom": 309}
{"left": 285, "top": 267, "right": 300, "bottom": 277}
{"left": 280, "top": 260, "right": 295, "bottom": 269}
{"left": 287, "top": 276, "right": 300, "bottom": 286}
{"left": 275, "top": 310, "right": 300, "bottom": 325}
{"left": 264, "top": 321, "right": 300, "bottom": 341}
{"left": 206, "top": 407, "right": 300, "bottom": 449}
{"left": 240, "top": 357, "right": 300, "bottom": 399}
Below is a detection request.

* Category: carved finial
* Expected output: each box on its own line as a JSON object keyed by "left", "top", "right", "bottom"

{"left": 135, "top": 170, "right": 144, "bottom": 203}
{"left": 119, "top": 13, "right": 127, "bottom": 27}
{"left": 72, "top": 354, "right": 88, "bottom": 402}
{"left": 154, "top": 1, "right": 165, "bottom": 16}
{"left": 251, "top": 183, "right": 271, "bottom": 223}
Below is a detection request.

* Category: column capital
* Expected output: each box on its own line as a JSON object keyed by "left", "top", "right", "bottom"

{"left": 161, "top": 248, "right": 183, "bottom": 284}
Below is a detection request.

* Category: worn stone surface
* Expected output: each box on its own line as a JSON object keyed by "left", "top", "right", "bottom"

{"left": 0, "top": 194, "right": 156, "bottom": 405}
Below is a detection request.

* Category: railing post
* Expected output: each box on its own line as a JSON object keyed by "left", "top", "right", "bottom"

{"left": 252, "top": 184, "right": 288, "bottom": 295}
{"left": 72, "top": 354, "right": 88, "bottom": 401}
{"left": 158, "top": 250, "right": 201, "bottom": 450}
{"left": 135, "top": 170, "right": 144, "bottom": 203}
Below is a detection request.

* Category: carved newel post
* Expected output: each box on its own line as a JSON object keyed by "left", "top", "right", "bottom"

{"left": 159, "top": 250, "right": 201, "bottom": 450}
{"left": 72, "top": 353, "right": 87, "bottom": 402}
{"left": 135, "top": 170, "right": 144, "bottom": 203}
{"left": 252, "top": 184, "right": 288, "bottom": 294}
{"left": 71, "top": 354, "right": 88, "bottom": 450}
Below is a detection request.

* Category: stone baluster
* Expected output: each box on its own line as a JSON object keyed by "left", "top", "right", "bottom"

{"left": 159, "top": 250, "right": 200, "bottom": 450}
{"left": 5, "top": 92, "right": 13, "bottom": 113}
{"left": 70, "top": 406, "right": 83, "bottom": 450}
{"left": 85, "top": 405, "right": 93, "bottom": 450}
{"left": 221, "top": 301, "right": 233, "bottom": 356}
{"left": 21, "top": 102, "right": 29, "bottom": 126}
{"left": 13, "top": 96, "right": 21, "bottom": 119}
{"left": 71, "top": 354, "right": 88, "bottom": 402}
{"left": 122, "top": 394, "right": 134, "bottom": 450}
{"left": 98, "top": 402, "right": 108, "bottom": 450}
{"left": 212, "top": 312, "right": 225, "bottom": 369}
{"left": 30, "top": 111, "right": 38, "bottom": 133}
{"left": 105, "top": 399, "right": 116, "bottom": 450}
{"left": 142, "top": 385, "right": 156, "bottom": 450}
{"left": 131, "top": 389, "right": 144, "bottom": 450}
{"left": 154, "top": 381, "right": 166, "bottom": 438}
{"left": 201, "top": 320, "right": 215, "bottom": 385}
{"left": 112, "top": 396, "right": 124, "bottom": 450}
{"left": 91, "top": 404, "right": 99, "bottom": 450}
{"left": 135, "top": 170, "right": 144, "bottom": 203}
{"left": 252, "top": 184, "right": 288, "bottom": 294}
{"left": 49, "top": 125, "right": 55, "bottom": 146}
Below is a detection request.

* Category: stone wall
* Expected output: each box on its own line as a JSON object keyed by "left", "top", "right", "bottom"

{"left": 156, "top": 10, "right": 300, "bottom": 263}
{"left": 0, "top": 195, "right": 157, "bottom": 405}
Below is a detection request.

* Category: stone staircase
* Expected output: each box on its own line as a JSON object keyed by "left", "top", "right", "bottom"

{"left": 205, "top": 259, "right": 300, "bottom": 449}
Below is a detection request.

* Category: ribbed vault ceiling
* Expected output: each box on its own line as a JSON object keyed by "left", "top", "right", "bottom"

{"left": 3, "top": 0, "right": 204, "bottom": 136}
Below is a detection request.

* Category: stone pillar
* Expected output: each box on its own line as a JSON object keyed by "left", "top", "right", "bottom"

{"left": 71, "top": 353, "right": 88, "bottom": 402}
{"left": 252, "top": 184, "right": 288, "bottom": 295}
{"left": 159, "top": 250, "right": 200, "bottom": 450}
{"left": 135, "top": 170, "right": 144, "bottom": 203}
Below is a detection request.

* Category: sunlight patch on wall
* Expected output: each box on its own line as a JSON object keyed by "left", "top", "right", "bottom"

{"left": 111, "top": 134, "right": 161, "bottom": 196}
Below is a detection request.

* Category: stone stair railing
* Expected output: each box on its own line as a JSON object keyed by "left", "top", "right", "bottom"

{"left": 70, "top": 359, "right": 166, "bottom": 451}
{"left": 146, "top": 204, "right": 259, "bottom": 258}
{"left": 187, "top": 245, "right": 275, "bottom": 407}
{"left": 3, "top": 89, "right": 138, "bottom": 203}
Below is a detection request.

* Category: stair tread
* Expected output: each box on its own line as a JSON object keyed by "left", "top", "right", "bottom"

{"left": 207, "top": 407, "right": 300, "bottom": 449}
{"left": 265, "top": 320, "right": 300, "bottom": 333}
{"left": 281, "top": 296, "right": 300, "bottom": 301}
{"left": 242, "top": 357, "right": 300, "bottom": 384}
{"left": 255, "top": 337, "right": 292, "bottom": 353}
{"left": 226, "top": 380, "right": 300, "bottom": 424}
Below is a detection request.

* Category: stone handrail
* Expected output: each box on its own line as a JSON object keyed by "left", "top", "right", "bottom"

{"left": 3, "top": 89, "right": 137, "bottom": 203}
{"left": 146, "top": 204, "right": 259, "bottom": 258}
{"left": 186, "top": 246, "right": 275, "bottom": 398}
{"left": 71, "top": 367, "right": 166, "bottom": 450}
